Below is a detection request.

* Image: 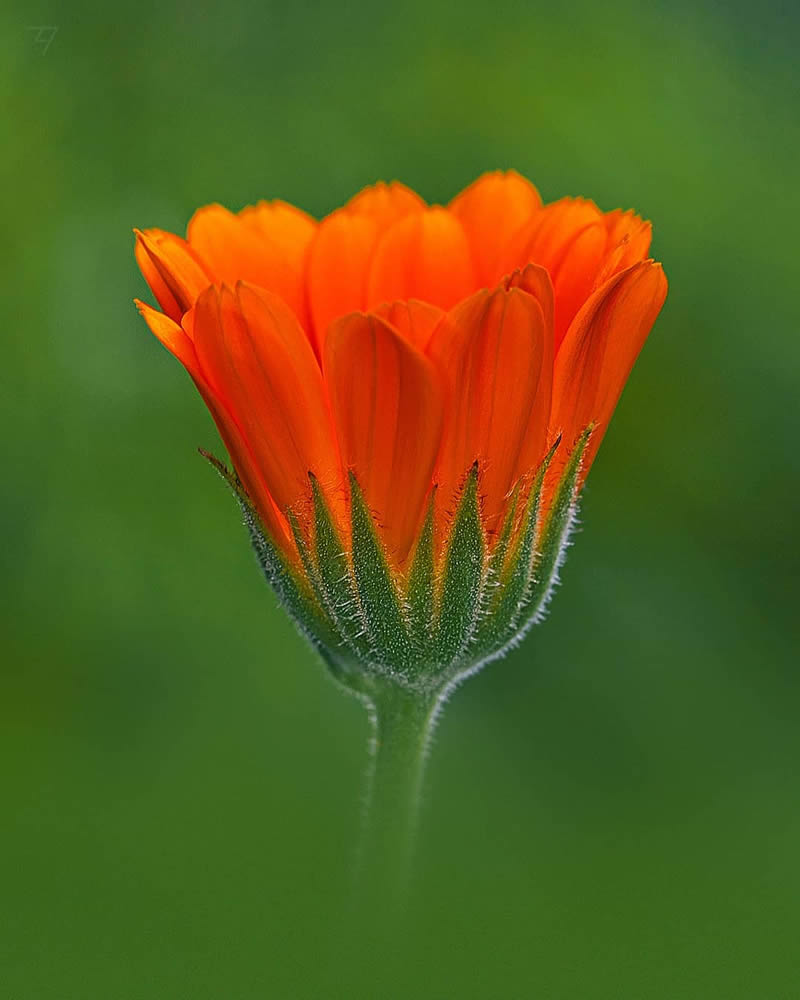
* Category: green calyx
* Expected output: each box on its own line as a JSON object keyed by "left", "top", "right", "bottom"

{"left": 202, "top": 427, "right": 592, "bottom": 699}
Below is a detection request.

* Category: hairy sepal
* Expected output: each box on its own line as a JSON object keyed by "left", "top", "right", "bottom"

{"left": 405, "top": 491, "right": 436, "bottom": 660}
{"left": 483, "top": 425, "right": 592, "bottom": 664}
{"left": 471, "top": 436, "right": 561, "bottom": 660}
{"left": 309, "top": 474, "right": 373, "bottom": 663}
{"left": 348, "top": 473, "right": 414, "bottom": 676}
{"left": 204, "top": 427, "right": 592, "bottom": 695}
{"left": 199, "top": 451, "right": 341, "bottom": 666}
{"left": 430, "top": 464, "right": 485, "bottom": 670}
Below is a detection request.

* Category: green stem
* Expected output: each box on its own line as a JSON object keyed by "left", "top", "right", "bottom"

{"left": 357, "top": 683, "right": 439, "bottom": 904}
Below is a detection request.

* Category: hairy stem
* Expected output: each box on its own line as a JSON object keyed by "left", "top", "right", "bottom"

{"left": 357, "top": 683, "right": 440, "bottom": 905}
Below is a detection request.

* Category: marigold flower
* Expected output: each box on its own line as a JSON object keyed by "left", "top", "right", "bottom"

{"left": 134, "top": 171, "right": 667, "bottom": 689}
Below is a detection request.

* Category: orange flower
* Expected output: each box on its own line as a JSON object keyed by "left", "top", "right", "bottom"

{"left": 137, "top": 174, "right": 664, "bottom": 549}
{"left": 135, "top": 172, "right": 666, "bottom": 680}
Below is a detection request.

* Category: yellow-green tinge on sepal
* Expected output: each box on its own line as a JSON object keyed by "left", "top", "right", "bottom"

{"left": 202, "top": 426, "right": 592, "bottom": 700}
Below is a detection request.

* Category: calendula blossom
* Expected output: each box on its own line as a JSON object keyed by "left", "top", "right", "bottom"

{"left": 134, "top": 171, "right": 667, "bottom": 879}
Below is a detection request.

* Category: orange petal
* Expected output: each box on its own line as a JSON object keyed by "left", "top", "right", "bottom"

{"left": 500, "top": 266, "right": 555, "bottom": 475}
{"left": 499, "top": 198, "right": 608, "bottom": 351}
{"left": 450, "top": 170, "right": 542, "bottom": 286}
{"left": 508, "top": 197, "right": 604, "bottom": 269}
{"left": 372, "top": 299, "right": 445, "bottom": 353}
{"left": 134, "top": 229, "right": 213, "bottom": 321}
{"left": 187, "top": 204, "right": 314, "bottom": 331}
{"left": 307, "top": 209, "right": 379, "bottom": 355}
{"left": 550, "top": 260, "right": 668, "bottom": 482}
{"left": 346, "top": 180, "right": 426, "bottom": 229}
{"left": 595, "top": 209, "right": 653, "bottom": 286}
{"left": 193, "top": 378, "right": 294, "bottom": 560}
{"left": 187, "top": 204, "right": 267, "bottom": 280}
{"left": 324, "top": 313, "right": 444, "bottom": 567}
{"left": 503, "top": 263, "right": 554, "bottom": 340}
{"left": 428, "top": 286, "right": 550, "bottom": 539}
{"left": 307, "top": 185, "right": 428, "bottom": 354}
{"left": 548, "top": 222, "right": 608, "bottom": 350}
{"left": 135, "top": 299, "right": 198, "bottom": 371}
{"left": 189, "top": 283, "right": 344, "bottom": 519}
{"left": 135, "top": 240, "right": 181, "bottom": 322}
{"left": 136, "top": 297, "right": 292, "bottom": 556}
{"left": 237, "top": 199, "right": 316, "bottom": 326}
{"left": 367, "top": 208, "right": 476, "bottom": 313}
{"left": 239, "top": 198, "right": 316, "bottom": 248}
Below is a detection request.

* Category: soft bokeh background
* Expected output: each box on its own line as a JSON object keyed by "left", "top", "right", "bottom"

{"left": 3, "top": 0, "right": 799, "bottom": 996}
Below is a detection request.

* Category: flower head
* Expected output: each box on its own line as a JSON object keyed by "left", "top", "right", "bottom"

{"left": 135, "top": 172, "right": 666, "bottom": 691}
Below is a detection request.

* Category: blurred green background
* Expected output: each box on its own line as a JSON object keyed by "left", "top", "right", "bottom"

{"left": 3, "top": 0, "right": 799, "bottom": 996}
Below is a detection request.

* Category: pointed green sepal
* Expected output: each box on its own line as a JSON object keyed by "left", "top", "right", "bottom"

{"left": 203, "top": 425, "right": 594, "bottom": 696}
{"left": 405, "top": 490, "right": 436, "bottom": 663}
{"left": 485, "top": 484, "right": 519, "bottom": 591}
{"left": 511, "top": 424, "right": 592, "bottom": 642}
{"left": 348, "top": 472, "right": 414, "bottom": 674}
{"left": 431, "top": 464, "right": 485, "bottom": 668}
{"left": 287, "top": 510, "right": 324, "bottom": 602}
{"left": 472, "top": 435, "right": 561, "bottom": 659}
{"left": 309, "top": 473, "right": 372, "bottom": 661}
{"left": 199, "top": 450, "right": 339, "bottom": 659}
